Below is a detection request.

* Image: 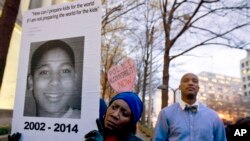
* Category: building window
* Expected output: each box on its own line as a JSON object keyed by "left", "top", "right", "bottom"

{"left": 247, "top": 61, "right": 249, "bottom": 66}
{"left": 248, "top": 76, "right": 250, "bottom": 80}
{"left": 244, "top": 84, "right": 247, "bottom": 89}
{"left": 243, "top": 70, "right": 247, "bottom": 74}
{"left": 243, "top": 77, "right": 246, "bottom": 82}
{"left": 218, "top": 88, "right": 223, "bottom": 92}
{"left": 242, "top": 63, "right": 245, "bottom": 68}
{"left": 245, "top": 92, "right": 247, "bottom": 96}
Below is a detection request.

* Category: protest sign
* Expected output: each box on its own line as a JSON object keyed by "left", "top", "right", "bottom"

{"left": 108, "top": 58, "right": 137, "bottom": 92}
{"left": 12, "top": 0, "right": 101, "bottom": 140}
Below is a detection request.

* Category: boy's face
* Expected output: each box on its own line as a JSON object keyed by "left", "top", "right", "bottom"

{"left": 28, "top": 48, "right": 76, "bottom": 115}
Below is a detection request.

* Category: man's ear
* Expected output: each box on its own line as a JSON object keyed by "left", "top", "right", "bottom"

{"left": 28, "top": 74, "right": 34, "bottom": 91}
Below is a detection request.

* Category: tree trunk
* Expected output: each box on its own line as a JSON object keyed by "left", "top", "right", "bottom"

{"left": 141, "top": 60, "right": 148, "bottom": 124}
{"left": 161, "top": 50, "right": 170, "bottom": 108}
{"left": 0, "top": 0, "right": 21, "bottom": 87}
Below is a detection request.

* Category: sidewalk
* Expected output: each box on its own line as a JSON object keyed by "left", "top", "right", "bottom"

{"left": 0, "top": 135, "right": 8, "bottom": 141}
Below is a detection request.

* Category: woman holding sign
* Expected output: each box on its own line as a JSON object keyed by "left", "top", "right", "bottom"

{"left": 85, "top": 91, "right": 143, "bottom": 141}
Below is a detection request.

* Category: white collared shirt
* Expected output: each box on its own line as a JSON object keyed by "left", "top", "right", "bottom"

{"left": 179, "top": 99, "right": 199, "bottom": 111}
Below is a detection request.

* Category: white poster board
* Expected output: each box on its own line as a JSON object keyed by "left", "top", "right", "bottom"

{"left": 12, "top": 0, "right": 101, "bottom": 140}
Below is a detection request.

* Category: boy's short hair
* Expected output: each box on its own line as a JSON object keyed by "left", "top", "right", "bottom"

{"left": 30, "top": 40, "right": 75, "bottom": 75}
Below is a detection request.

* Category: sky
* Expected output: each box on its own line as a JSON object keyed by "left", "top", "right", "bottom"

{"left": 169, "top": 46, "right": 247, "bottom": 88}
{"left": 153, "top": 46, "right": 247, "bottom": 120}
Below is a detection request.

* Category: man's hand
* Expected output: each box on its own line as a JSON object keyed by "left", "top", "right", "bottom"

{"left": 8, "top": 132, "right": 21, "bottom": 141}
{"left": 84, "top": 130, "right": 103, "bottom": 141}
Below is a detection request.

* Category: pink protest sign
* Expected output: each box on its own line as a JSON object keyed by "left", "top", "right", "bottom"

{"left": 108, "top": 57, "right": 137, "bottom": 93}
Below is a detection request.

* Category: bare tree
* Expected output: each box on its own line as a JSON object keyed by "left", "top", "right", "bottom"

{"left": 159, "top": 0, "right": 250, "bottom": 108}
{"left": 125, "top": 1, "right": 162, "bottom": 125}
{"left": 101, "top": 33, "right": 126, "bottom": 100}
{"left": 0, "top": 0, "right": 21, "bottom": 88}
{"left": 100, "top": 0, "right": 145, "bottom": 101}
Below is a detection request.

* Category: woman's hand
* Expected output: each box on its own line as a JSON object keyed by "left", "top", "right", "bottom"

{"left": 84, "top": 130, "right": 103, "bottom": 141}
{"left": 8, "top": 132, "right": 21, "bottom": 141}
